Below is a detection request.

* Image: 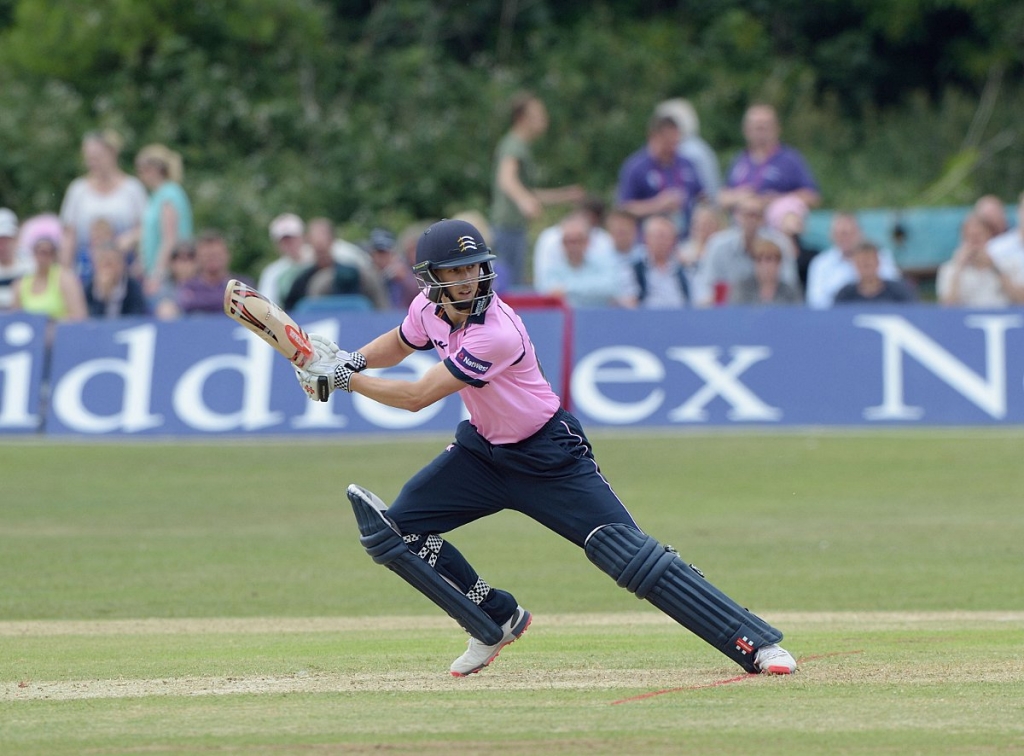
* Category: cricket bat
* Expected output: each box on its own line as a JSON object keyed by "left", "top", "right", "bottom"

{"left": 223, "top": 279, "right": 330, "bottom": 400}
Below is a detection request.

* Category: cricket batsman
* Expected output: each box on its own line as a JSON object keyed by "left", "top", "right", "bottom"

{"left": 293, "top": 218, "right": 796, "bottom": 677}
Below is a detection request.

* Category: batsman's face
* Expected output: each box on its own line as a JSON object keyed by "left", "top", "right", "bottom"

{"left": 437, "top": 263, "right": 481, "bottom": 303}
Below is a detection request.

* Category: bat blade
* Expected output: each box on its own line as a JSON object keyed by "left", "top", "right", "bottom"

{"left": 223, "top": 279, "right": 316, "bottom": 368}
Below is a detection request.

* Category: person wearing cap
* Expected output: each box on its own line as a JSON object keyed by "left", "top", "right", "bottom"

{"left": 367, "top": 227, "right": 420, "bottom": 310}
{"left": 259, "top": 213, "right": 309, "bottom": 303}
{"left": 0, "top": 209, "right": 32, "bottom": 311}
{"left": 135, "top": 144, "right": 194, "bottom": 298}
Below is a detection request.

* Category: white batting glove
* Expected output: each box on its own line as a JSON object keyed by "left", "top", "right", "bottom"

{"left": 295, "top": 365, "right": 354, "bottom": 401}
{"left": 309, "top": 333, "right": 367, "bottom": 373}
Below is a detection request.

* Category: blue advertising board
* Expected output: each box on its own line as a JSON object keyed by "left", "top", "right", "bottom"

{"left": 5, "top": 305, "right": 1024, "bottom": 436}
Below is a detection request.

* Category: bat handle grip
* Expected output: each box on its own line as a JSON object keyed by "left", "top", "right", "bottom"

{"left": 316, "top": 375, "right": 331, "bottom": 402}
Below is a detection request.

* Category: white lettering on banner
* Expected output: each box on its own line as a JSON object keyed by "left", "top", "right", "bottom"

{"left": 51, "top": 324, "right": 163, "bottom": 433}
{"left": 174, "top": 329, "right": 283, "bottom": 431}
{"left": 666, "top": 346, "right": 781, "bottom": 421}
{"left": 0, "top": 321, "right": 40, "bottom": 429}
{"left": 352, "top": 353, "right": 448, "bottom": 428}
{"left": 572, "top": 347, "right": 665, "bottom": 424}
{"left": 856, "top": 314, "right": 1023, "bottom": 420}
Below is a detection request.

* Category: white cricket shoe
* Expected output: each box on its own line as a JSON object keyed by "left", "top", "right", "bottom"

{"left": 450, "top": 606, "right": 532, "bottom": 677}
{"left": 754, "top": 643, "right": 797, "bottom": 675}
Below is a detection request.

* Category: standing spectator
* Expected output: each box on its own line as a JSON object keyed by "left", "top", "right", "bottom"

{"left": 489, "top": 91, "right": 585, "bottom": 287}
{"left": 655, "top": 98, "right": 722, "bottom": 202}
{"left": 135, "top": 144, "right": 194, "bottom": 298}
{"left": 177, "top": 230, "right": 251, "bottom": 315}
{"left": 307, "top": 217, "right": 389, "bottom": 309}
{"left": 718, "top": 103, "right": 821, "bottom": 212}
{"left": 937, "top": 213, "right": 1012, "bottom": 307}
{"left": 85, "top": 246, "right": 148, "bottom": 318}
{"left": 58, "top": 129, "right": 147, "bottom": 285}
{"left": 152, "top": 241, "right": 197, "bottom": 320}
{"left": 985, "top": 191, "right": 1024, "bottom": 303}
{"left": 691, "top": 196, "right": 797, "bottom": 307}
{"left": 617, "top": 114, "right": 704, "bottom": 238}
{"left": 678, "top": 202, "right": 726, "bottom": 274}
{"left": 974, "top": 194, "right": 1009, "bottom": 237}
{"left": 765, "top": 194, "right": 818, "bottom": 290}
{"left": 259, "top": 213, "right": 308, "bottom": 303}
{"left": 0, "top": 209, "right": 31, "bottom": 311}
{"left": 625, "top": 214, "right": 691, "bottom": 309}
{"left": 533, "top": 213, "right": 618, "bottom": 307}
{"left": 367, "top": 227, "right": 420, "bottom": 310}
{"left": 805, "top": 213, "right": 901, "bottom": 309}
{"left": 13, "top": 224, "right": 87, "bottom": 322}
{"left": 283, "top": 226, "right": 364, "bottom": 312}
{"left": 730, "top": 237, "right": 803, "bottom": 306}
{"left": 834, "top": 242, "right": 916, "bottom": 304}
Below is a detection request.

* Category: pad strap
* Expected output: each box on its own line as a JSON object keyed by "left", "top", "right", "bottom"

{"left": 585, "top": 523, "right": 782, "bottom": 672}
{"left": 347, "top": 484, "right": 503, "bottom": 645}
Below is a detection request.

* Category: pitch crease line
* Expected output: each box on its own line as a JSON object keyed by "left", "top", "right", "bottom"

{"left": 609, "top": 649, "right": 863, "bottom": 705}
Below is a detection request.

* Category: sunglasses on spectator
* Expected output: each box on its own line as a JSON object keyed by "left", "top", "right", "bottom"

{"left": 753, "top": 254, "right": 782, "bottom": 263}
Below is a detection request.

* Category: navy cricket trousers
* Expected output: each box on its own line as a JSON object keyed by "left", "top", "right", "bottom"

{"left": 387, "top": 407, "right": 639, "bottom": 624}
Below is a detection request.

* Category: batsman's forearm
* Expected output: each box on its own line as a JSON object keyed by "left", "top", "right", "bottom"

{"left": 357, "top": 327, "right": 413, "bottom": 369}
{"left": 348, "top": 373, "right": 439, "bottom": 413}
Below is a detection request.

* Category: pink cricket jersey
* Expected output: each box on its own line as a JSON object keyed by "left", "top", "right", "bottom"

{"left": 399, "top": 292, "right": 560, "bottom": 444}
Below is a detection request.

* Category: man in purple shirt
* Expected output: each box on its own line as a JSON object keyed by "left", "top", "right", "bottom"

{"left": 177, "top": 229, "right": 253, "bottom": 315}
{"left": 295, "top": 219, "right": 796, "bottom": 678}
{"left": 718, "top": 103, "right": 821, "bottom": 212}
{"left": 617, "top": 114, "right": 705, "bottom": 239}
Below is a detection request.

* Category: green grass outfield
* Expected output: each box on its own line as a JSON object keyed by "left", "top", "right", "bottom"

{"left": 2, "top": 431, "right": 1023, "bottom": 754}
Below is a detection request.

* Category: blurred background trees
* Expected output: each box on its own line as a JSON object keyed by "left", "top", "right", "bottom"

{"left": 1, "top": 0, "right": 1022, "bottom": 275}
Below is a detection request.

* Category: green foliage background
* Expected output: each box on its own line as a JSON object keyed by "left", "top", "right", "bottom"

{"left": 1, "top": 0, "right": 1023, "bottom": 277}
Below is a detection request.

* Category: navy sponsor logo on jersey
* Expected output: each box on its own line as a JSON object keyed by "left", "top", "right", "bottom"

{"left": 454, "top": 347, "right": 491, "bottom": 376}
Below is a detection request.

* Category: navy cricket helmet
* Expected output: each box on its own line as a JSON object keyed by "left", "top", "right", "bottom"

{"left": 413, "top": 219, "right": 497, "bottom": 314}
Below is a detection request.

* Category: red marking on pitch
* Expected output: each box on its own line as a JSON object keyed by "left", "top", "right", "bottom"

{"left": 609, "top": 649, "right": 864, "bottom": 705}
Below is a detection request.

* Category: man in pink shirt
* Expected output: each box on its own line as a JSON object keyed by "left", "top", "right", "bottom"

{"left": 295, "top": 219, "right": 796, "bottom": 678}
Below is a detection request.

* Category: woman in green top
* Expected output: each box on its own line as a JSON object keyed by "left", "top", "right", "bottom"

{"left": 135, "top": 144, "right": 194, "bottom": 299}
{"left": 14, "top": 229, "right": 87, "bottom": 322}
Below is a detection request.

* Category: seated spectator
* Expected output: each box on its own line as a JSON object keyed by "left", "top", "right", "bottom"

{"left": 655, "top": 97, "right": 722, "bottom": 202}
{"left": 986, "top": 191, "right": 1024, "bottom": 303}
{"left": 765, "top": 194, "right": 818, "bottom": 290}
{"left": 616, "top": 113, "right": 704, "bottom": 239}
{"left": 534, "top": 213, "right": 618, "bottom": 307}
{"left": 283, "top": 224, "right": 364, "bottom": 312}
{"left": 0, "top": 208, "right": 31, "bottom": 312}
{"left": 625, "top": 214, "right": 691, "bottom": 309}
{"left": 366, "top": 227, "right": 419, "bottom": 310}
{"left": 604, "top": 209, "right": 645, "bottom": 305}
{"left": 974, "top": 194, "right": 1009, "bottom": 237}
{"left": 937, "top": 214, "right": 1011, "bottom": 307}
{"left": 833, "top": 242, "right": 915, "bottom": 304}
{"left": 533, "top": 209, "right": 613, "bottom": 291}
{"left": 13, "top": 225, "right": 87, "bottom": 322}
{"left": 85, "top": 246, "right": 148, "bottom": 318}
{"left": 717, "top": 103, "right": 821, "bottom": 212}
{"left": 805, "top": 213, "right": 901, "bottom": 309}
{"left": 308, "top": 217, "right": 389, "bottom": 309}
{"left": 730, "top": 237, "right": 802, "bottom": 305}
{"left": 690, "top": 196, "right": 797, "bottom": 307}
{"left": 678, "top": 202, "right": 726, "bottom": 274}
{"left": 259, "top": 213, "right": 309, "bottom": 303}
{"left": 177, "top": 229, "right": 251, "bottom": 315}
{"left": 152, "top": 241, "right": 197, "bottom": 320}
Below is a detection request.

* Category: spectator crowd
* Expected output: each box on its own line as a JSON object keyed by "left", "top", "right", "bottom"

{"left": 2, "top": 96, "right": 1024, "bottom": 325}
